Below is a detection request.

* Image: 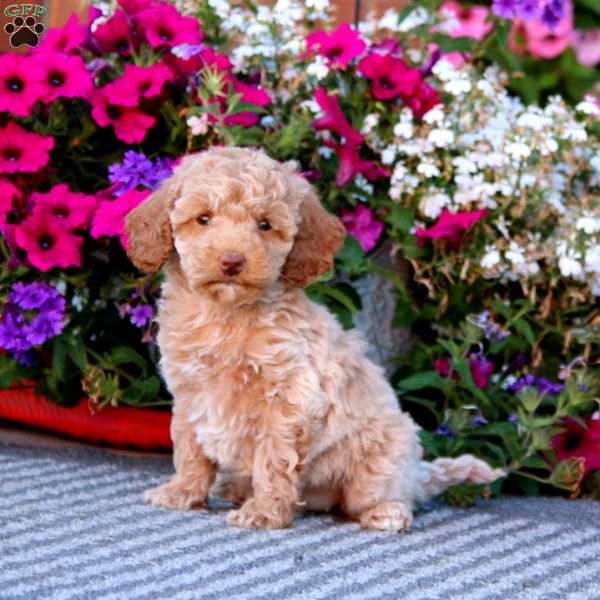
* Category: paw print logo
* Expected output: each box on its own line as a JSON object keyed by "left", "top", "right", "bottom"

{"left": 4, "top": 16, "right": 45, "bottom": 48}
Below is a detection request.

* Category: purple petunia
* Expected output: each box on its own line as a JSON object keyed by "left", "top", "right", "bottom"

{"left": 492, "top": 0, "right": 517, "bottom": 18}
{"left": 491, "top": 0, "right": 564, "bottom": 27}
{"left": 436, "top": 423, "right": 455, "bottom": 437}
{"left": 129, "top": 304, "right": 153, "bottom": 328}
{"left": 108, "top": 151, "right": 173, "bottom": 196}
{"left": 0, "top": 282, "right": 66, "bottom": 364}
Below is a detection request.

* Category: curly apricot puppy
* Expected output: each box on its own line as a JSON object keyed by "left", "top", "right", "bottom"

{"left": 126, "top": 147, "right": 503, "bottom": 531}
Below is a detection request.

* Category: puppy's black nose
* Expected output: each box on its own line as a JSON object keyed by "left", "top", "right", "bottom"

{"left": 220, "top": 252, "right": 246, "bottom": 276}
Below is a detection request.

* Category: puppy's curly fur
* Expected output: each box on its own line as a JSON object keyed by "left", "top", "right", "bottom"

{"left": 126, "top": 147, "right": 503, "bottom": 531}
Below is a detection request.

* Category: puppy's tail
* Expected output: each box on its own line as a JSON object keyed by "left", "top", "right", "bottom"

{"left": 418, "top": 455, "right": 505, "bottom": 499}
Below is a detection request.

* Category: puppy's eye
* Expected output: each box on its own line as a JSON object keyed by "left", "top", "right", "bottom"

{"left": 258, "top": 219, "right": 272, "bottom": 231}
{"left": 197, "top": 214, "right": 211, "bottom": 225}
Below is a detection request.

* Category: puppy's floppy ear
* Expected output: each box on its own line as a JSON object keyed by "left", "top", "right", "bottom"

{"left": 282, "top": 185, "right": 346, "bottom": 288}
{"left": 125, "top": 174, "right": 180, "bottom": 273}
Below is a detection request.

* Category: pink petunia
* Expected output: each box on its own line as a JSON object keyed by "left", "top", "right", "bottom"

{"left": 31, "top": 184, "right": 97, "bottom": 231}
{"left": 306, "top": 23, "right": 366, "bottom": 68}
{"left": 37, "top": 14, "right": 87, "bottom": 54}
{"left": 509, "top": 6, "right": 573, "bottom": 59}
{"left": 325, "top": 139, "right": 389, "bottom": 188}
{"left": 105, "top": 63, "right": 173, "bottom": 108}
{"left": 358, "top": 53, "right": 421, "bottom": 101}
{"left": 0, "top": 122, "right": 54, "bottom": 174}
{"left": 441, "top": 1, "right": 493, "bottom": 41}
{"left": 340, "top": 204, "right": 383, "bottom": 252}
{"left": 14, "top": 207, "right": 83, "bottom": 272}
{"left": 312, "top": 88, "right": 363, "bottom": 145}
{"left": 415, "top": 209, "right": 488, "bottom": 249}
{"left": 166, "top": 45, "right": 233, "bottom": 78}
{"left": 0, "top": 54, "right": 46, "bottom": 117}
{"left": 0, "top": 180, "right": 20, "bottom": 225}
{"left": 552, "top": 417, "right": 600, "bottom": 475}
{"left": 91, "top": 89, "right": 156, "bottom": 144}
{"left": 91, "top": 189, "right": 149, "bottom": 248}
{"left": 572, "top": 29, "right": 600, "bottom": 67}
{"left": 136, "top": 4, "right": 202, "bottom": 49}
{"left": 224, "top": 80, "right": 271, "bottom": 127}
{"left": 35, "top": 51, "right": 93, "bottom": 103}
{"left": 93, "top": 11, "right": 134, "bottom": 56}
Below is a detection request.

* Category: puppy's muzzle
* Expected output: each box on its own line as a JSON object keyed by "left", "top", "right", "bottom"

{"left": 220, "top": 252, "right": 246, "bottom": 277}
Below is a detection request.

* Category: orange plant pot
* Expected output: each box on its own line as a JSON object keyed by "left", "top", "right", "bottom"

{"left": 0, "top": 384, "right": 173, "bottom": 450}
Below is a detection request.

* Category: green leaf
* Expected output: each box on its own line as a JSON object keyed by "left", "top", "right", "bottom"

{"left": 520, "top": 387, "right": 542, "bottom": 412}
{"left": 550, "top": 458, "right": 585, "bottom": 494}
{"left": 398, "top": 370, "right": 445, "bottom": 391}
{"left": 432, "top": 33, "right": 475, "bottom": 53}
{"left": 577, "top": 0, "right": 600, "bottom": 14}
{"left": 514, "top": 318, "right": 535, "bottom": 344}
{"left": 107, "top": 346, "right": 148, "bottom": 376}
{"left": 335, "top": 235, "right": 366, "bottom": 275}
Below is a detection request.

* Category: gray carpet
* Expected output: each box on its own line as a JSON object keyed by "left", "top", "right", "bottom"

{"left": 1, "top": 443, "right": 599, "bottom": 600}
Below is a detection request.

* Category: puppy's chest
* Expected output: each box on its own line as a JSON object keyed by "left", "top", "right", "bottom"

{"left": 168, "top": 322, "right": 289, "bottom": 469}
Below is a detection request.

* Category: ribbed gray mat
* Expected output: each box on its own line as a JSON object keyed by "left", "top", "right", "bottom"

{"left": 1, "top": 443, "right": 599, "bottom": 600}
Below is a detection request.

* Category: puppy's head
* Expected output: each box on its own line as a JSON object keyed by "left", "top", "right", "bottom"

{"left": 125, "top": 147, "right": 346, "bottom": 305}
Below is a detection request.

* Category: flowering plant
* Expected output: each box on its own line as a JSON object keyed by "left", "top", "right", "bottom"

{"left": 0, "top": 0, "right": 599, "bottom": 499}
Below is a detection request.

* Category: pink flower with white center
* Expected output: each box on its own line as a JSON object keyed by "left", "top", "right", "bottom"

{"left": 105, "top": 63, "right": 173, "bottom": 108}
{"left": 340, "top": 204, "right": 384, "bottom": 252}
{"left": 0, "top": 54, "right": 46, "bottom": 117}
{"left": 35, "top": 51, "right": 93, "bottom": 103}
{"left": 31, "top": 184, "right": 97, "bottom": 231}
{"left": 136, "top": 4, "right": 202, "bottom": 50}
{"left": 441, "top": 1, "right": 493, "bottom": 41}
{"left": 91, "top": 189, "right": 150, "bottom": 249}
{"left": 306, "top": 23, "right": 366, "bottom": 68}
{"left": 0, "top": 122, "right": 54, "bottom": 174}
{"left": 312, "top": 88, "right": 363, "bottom": 145}
{"left": 37, "top": 14, "right": 87, "bottom": 54}
{"left": 91, "top": 89, "right": 156, "bottom": 144}
{"left": 358, "top": 53, "right": 421, "bottom": 101}
{"left": 14, "top": 207, "right": 84, "bottom": 272}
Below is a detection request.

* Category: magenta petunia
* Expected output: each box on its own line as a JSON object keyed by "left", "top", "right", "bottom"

{"left": 93, "top": 11, "right": 134, "bottom": 55}
{"left": 136, "top": 4, "right": 202, "bottom": 49}
{"left": 14, "top": 207, "right": 83, "bottom": 272}
{"left": 91, "top": 189, "right": 150, "bottom": 248}
{"left": 38, "top": 14, "right": 87, "bottom": 54}
{"left": 552, "top": 418, "right": 600, "bottom": 475}
{"left": 434, "top": 355, "right": 494, "bottom": 388}
{"left": 358, "top": 53, "right": 421, "bottom": 101}
{"left": 35, "top": 51, "right": 93, "bottom": 103}
{"left": 340, "top": 204, "right": 384, "bottom": 252}
{"left": 0, "top": 122, "right": 54, "bottom": 174}
{"left": 91, "top": 89, "right": 156, "bottom": 144}
{"left": 326, "top": 139, "right": 389, "bottom": 188}
{"left": 224, "top": 80, "right": 271, "bottom": 127}
{"left": 105, "top": 63, "right": 173, "bottom": 108}
{"left": 405, "top": 80, "right": 442, "bottom": 118}
{"left": 416, "top": 209, "right": 488, "bottom": 249}
{"left": 0, "top": 180, "right": 20, "bottom": 225}
{"left": 305, "top": 23, "right": 366, "bottom": 68}
{"left": 0, "top": 53, "right": 46, "bottom": 117}
{"left": 31, "top": 184, "right": 97, "bottom": 231}
{"left": 312, "top": 88, "right": 363, "bottom": 145}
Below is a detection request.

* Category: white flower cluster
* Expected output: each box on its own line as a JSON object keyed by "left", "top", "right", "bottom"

{"left": 364, "top": 61, "right": 600, "bottom": 295}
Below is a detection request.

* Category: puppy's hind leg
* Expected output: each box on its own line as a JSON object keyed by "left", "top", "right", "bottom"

{"left": 340, "top": 414, "right": 421, "bottom": 532}
{"left": 145, "top": 414, "right": 216, "bottom": 511}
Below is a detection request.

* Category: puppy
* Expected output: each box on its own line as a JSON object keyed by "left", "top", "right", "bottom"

{"left": 125, "top": 147, "right": 503, "bottom": 531}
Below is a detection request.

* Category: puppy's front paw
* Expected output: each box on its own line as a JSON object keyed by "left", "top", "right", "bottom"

{"left": 227, "top": 498, "right": 293, "bottom": 529}
{"left": 359, "top": 501, "right": 413, "bottom": 532}
{"left": 144, "top": 478, "right": 207, "bottom": 511}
